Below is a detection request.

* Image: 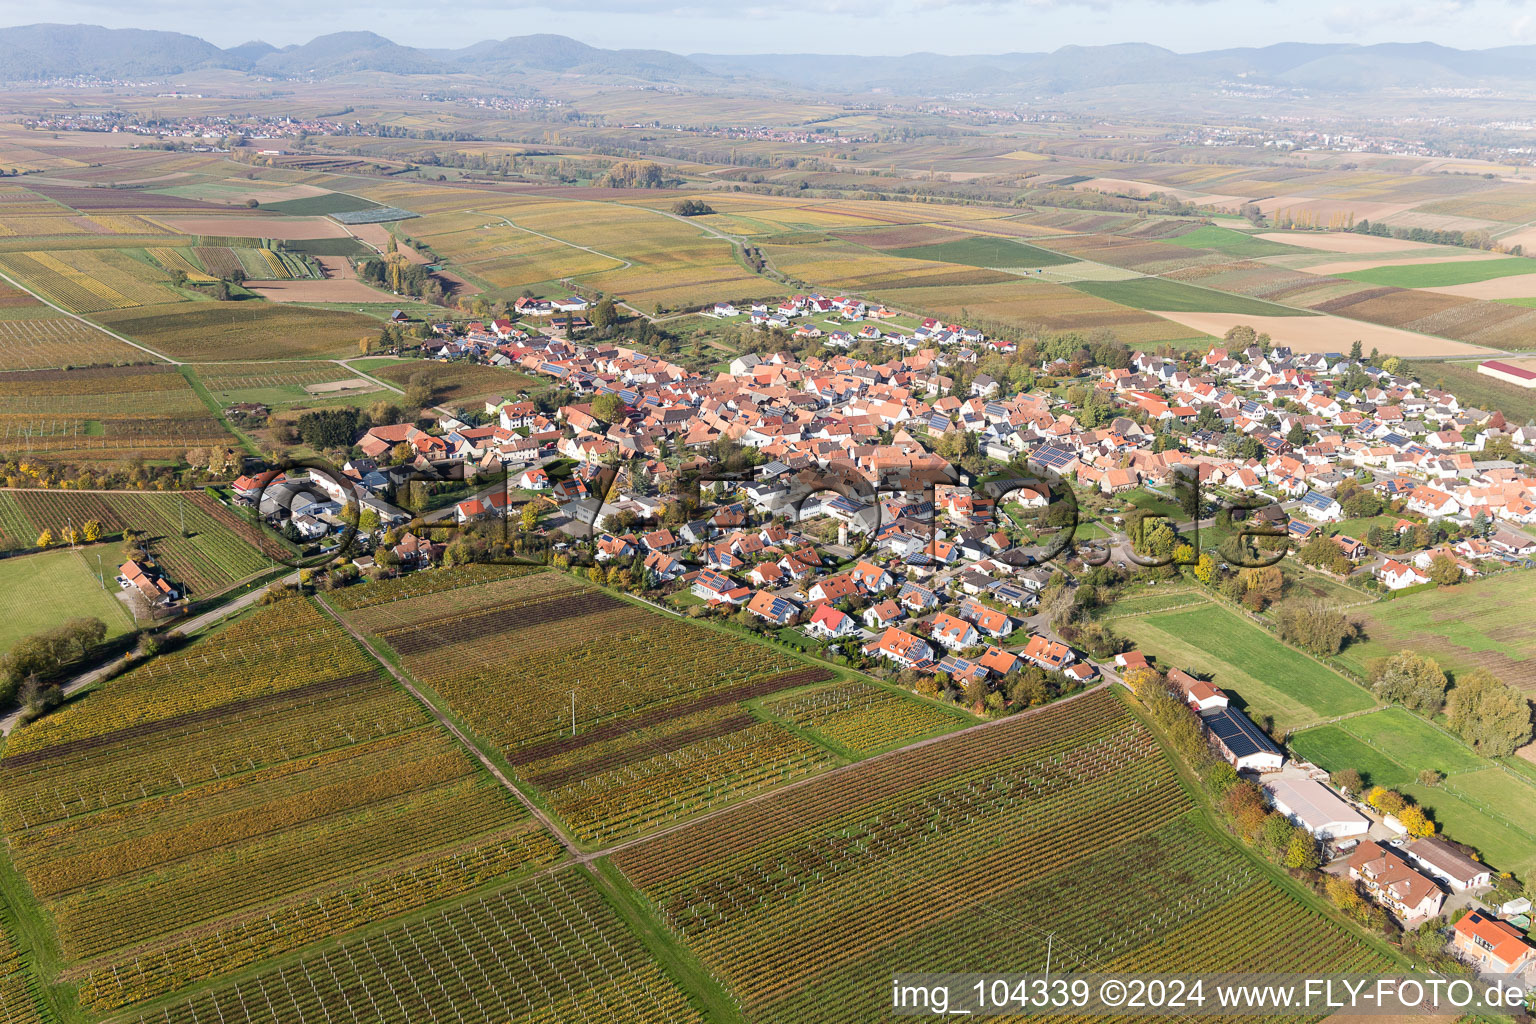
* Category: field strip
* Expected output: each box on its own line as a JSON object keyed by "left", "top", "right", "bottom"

{"left": 0, "top": 262, "right": 177, "bottom": 365}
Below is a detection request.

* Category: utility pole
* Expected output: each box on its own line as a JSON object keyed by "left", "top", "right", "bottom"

{"left": 97, "top": 553, "right": 104, "bottom": 590}
{"left": 570, "top": 686, "right": 577, "bottom": 737}
{"left": 1044, "top": 933, "right": 1054, "bottom": 984}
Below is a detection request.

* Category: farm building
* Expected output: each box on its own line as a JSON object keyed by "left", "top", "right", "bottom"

{"left": 1406, "top": 837, "right": 1493, "bottom": 892}
{"left": 1168, "top": 668, "right": 1228, "bottom": 711}
{"left": 1200, "top": 706, "right": 1283, "bottom": 772}
{"left": 1477, "top": 360, "right": 1536, "bottom": 389}
{"left": 1264, "top": 778, "right": 1368, "bottom": 840}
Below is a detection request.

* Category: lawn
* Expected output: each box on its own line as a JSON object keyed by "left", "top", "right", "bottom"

{"left": 0, "top": 546, "right": 133, "bottom": 649}
{"left": 888, "top": 236, "right": 1078, "bottom": 269}
{"left": 1106, "top": 598, "right": 1375, "bottom": 732}
{"left": 1332, "top": 515, "right": 1399, "bottom": 540}
{"left": 1337, "top": 257, "right": 1536, "bottom": 288}
{"left": 1338, "top": 707, "right": 1485, "bottom": 776}
{"left": 1401, "top": 781, "right": 1536, "bottom": 878}
{"left": 1287, "top": 725, "right": 1413, "bottom": 788}
{"left": 1336, "top": 572, "right": 1536, "bottom": 690}
{"left": 1072, "top": 278, "right": 1314, "bottom": 316}
{"left": 1162, "top": 225, "right": 1308, "bottom": 259}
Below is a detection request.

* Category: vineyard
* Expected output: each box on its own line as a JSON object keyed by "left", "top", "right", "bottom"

{"left": 0, "top": 249, "right": 184, "bottom": 313}
{"left": 0, "top": 597, "right": 565, "bottom": 1013}
{"left": 5, "top": 490, "right": 277, "bottom": 592}
{"left": 109, "top": 870, "right": 703, "bottom": 1024}
{"left": 613, "top": 689, "right": 1390, "bottom": 1021}
{"left": 0, "top": 907, "right": 46, "bottom": 1024}
{"left": 763, "top": 680, "right": 963, "bottom": 754}
{"left": 0, "top": 316, "right": 147, "bottom": 372}
{"left": 0, "top": 363, "right": 230, "bottom": 462}
{"left": 342, "top": 571, "right": 884, "bottom": 844}
{"left": 146, "top": 247, "right": 216, "bottom": 282}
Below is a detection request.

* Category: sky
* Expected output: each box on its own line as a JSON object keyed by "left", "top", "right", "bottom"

{"left": 8, "top": 0, "right": 1536, "bottom": 54}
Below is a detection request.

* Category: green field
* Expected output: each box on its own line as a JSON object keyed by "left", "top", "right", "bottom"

{"left": 1106, "top": 597, "right": 1375, "bottom": 732}
{"left": 889, "top": 236, "right": 1078, "bottom": 269}
{"left": 1288, "top": 725, "right": 1413, "bottom": 788}
{"left": 0, "top": 547, "right": 133, "bottom": 649}
{"left": 1290, "top": 706, "right": 1536, "bottom": 876}
{"left": 1338, "top": 706, "right": 1485, "bottom": 775}
{"left": 1338, "top": 257, "right": 1536, "bottom": 288}
{"left": 1071, "top": 278, "right": 1314, "bottom": 316}
{"left": 1336, "top": 571, "right": 1536, "bottom": 690}
{"left": 259, "top": 192, "right": 381, "bottom": 217}
{"left": 1163, "top": 225, "right": 1308, "bottom": 259}
{"left": 1402, "top": 781, "right": 1536, "bottom": 878}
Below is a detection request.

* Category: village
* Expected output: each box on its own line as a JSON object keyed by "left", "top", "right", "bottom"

{"left": 219, "top": 291, "right": 1536, "bottom": 982}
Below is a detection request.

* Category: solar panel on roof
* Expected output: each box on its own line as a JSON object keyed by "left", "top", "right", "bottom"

{"left": 1201, "top": 707, "right": 1278, "bottom": 759}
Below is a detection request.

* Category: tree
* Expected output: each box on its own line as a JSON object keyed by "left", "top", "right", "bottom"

{"left": 671, "top": 198, "right": 715, "bottom": 216}
{"left": 1274, "top": 598, "right": 1357, "bottom": 656}
{"left": 1445, "top": 668, "right": 1535, "bottom": 757}
{"left": 403, "top": 371, "right": 437, "bottom": 411}
{"left": 81, "top": 519, "right": 101, "bottom": 542}
{"left": 1242, "top": 565, "right": 1284, "bottom": 608}
{"left": 1365, "top": 785, "right": 1406, "bottom": 816}
{"left": 35, "top": 528, "right": 52, "bottom": 548}
{"left": 1193, "top": 551, "right": 1217, "bottom": 585}
{"left": 390, "top": 442, "right": 414, "bottom": 466}
{"left": 521, "top": 501, "right": 543, "bottom": 531}
{"left": 591, "top": 392, "right": 626, "bottom": 425}
{"left": 590, "top": 297, "right": 617, "bottom": 331}
{"left": 1398, "top": 804, "right": 1435, "bottom": 838}
{"left": 1286, "top": 422, "right": 1311, "bottom": 447}
{"left": 1369, "top": 650, "right": 1448, "bottom": 714}
{"left": 1284, "top": 830, "right": 1321, "bottom": 870}
{"left": 1426, "top": 553, "right": 1462, "bottom": 587}
{"left": 1331, "top": 768, "right": 1363, "bottom": 796}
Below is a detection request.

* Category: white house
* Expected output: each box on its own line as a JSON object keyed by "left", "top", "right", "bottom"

{"left": 1376, "top": 559, "right": 1430, "bottom": 591}
{"left": 805, "top": 603, "right": 860, "bottom": 639}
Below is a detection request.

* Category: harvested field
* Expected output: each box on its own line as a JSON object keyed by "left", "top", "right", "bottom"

{"left": 246, "top": 279, "right": 398, "bottom": 303}
{"left": 1428, "top": 273, "right": 1536, "bottom": 299}
{"left": 147, "top": 215, "right": 350, "bottom": 239}
{"left": 1145, "top": 310, "right": 1498, "bottom": 356}
{"left": 1311, "top": 287, "right": 1467, "bottom": 326}
{"left": 1253, "top": 231, "right": 1438, "bottom": 253}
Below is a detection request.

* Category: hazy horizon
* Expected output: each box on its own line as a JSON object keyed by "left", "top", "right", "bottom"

{"left": 8, "top": 2, "right": 1536, "bottom": 59}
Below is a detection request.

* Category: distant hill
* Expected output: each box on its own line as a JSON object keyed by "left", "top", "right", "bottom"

{"left": 0, "top": 24, "right": 233, "bottom": 79}
{"left": 5, "top": 24, "right": 1536, "bottom": 96}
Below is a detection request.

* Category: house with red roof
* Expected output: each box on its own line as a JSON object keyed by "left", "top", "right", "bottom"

{"left": 863, "top": 599, "right": 904, "bottom": 631}
{"left": 1453, "top": 909, "right": 1536, "bottom": 975}
{"left": 862, "top": 627, "right": 934, "bottom": 668}
{"left": 806, "top": 603, "right": 859, "bottom": 639}
{"left": 1021, "top": 634, "right": 1075, "bottom": 671}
